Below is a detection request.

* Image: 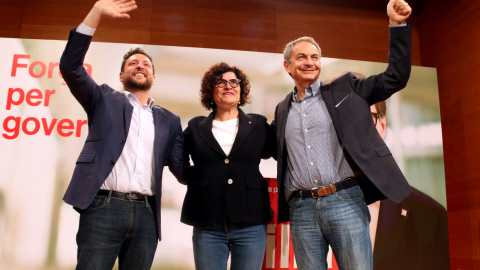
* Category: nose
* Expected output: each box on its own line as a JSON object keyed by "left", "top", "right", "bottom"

{"left": 305, "top": 57, "right": 314, "bottom": 66}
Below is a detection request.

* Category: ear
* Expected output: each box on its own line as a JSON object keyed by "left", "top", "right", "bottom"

{"left": 119, "top": 72, "right": 124, "bottom": 82}
{"left": 378, "top": 117, "right": 387, "bottom": 139}
{"left": 152, "top": 74, "right": 156, "bottom": 86}
{"left": 284, "top": 60, "right": 291, "bottom": 76}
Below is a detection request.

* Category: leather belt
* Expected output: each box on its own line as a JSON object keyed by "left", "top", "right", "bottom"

{"left": 97, "top": 190, "right": 154, "bottom": 201}
{"left": 292, "top": 177, "right": 358, "bottom": 199}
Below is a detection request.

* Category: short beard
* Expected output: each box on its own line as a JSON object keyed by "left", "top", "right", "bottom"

{"left": 123, "top": 76, "right": 152, "bottom": 91}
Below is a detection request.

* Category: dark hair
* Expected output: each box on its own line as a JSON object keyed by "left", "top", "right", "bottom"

{"left": 200, "top": 62, "right": 251, "bottom": 110}
{"left": 374, "top": 100, "right": 386, "bottom": 119}
{"left": 121, "top": 48, "right": 155, "bottom": 74}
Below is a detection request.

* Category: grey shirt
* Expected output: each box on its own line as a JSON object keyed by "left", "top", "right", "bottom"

{"left": 284, "top": 79, "right": 354, "bottom": 199}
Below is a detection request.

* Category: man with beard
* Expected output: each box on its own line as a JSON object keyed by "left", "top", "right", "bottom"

{"left": 59, "top": 0, "right": 184, "bottom": 269}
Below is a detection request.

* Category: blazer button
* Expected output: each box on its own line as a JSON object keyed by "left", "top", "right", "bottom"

{"left": 227, "top": 179, "right": 233, "bottom": 184}
{"left": 110, "top": 160, "right": 115, "bottom": 165}
{"left": 120, "top": 140, "right": 126, "bottom": 145}
{"left": 225, "top": 158, "right": 229, "bottom": 164}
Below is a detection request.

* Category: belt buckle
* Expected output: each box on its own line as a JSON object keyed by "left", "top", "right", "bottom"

{"left": 311, "top": 186, "right": 334, "bottom": 198}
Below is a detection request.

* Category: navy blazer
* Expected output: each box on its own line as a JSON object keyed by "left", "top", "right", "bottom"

{"left": 374, "top": 187, "right": 449, "bottom": 269}
{"left": 272, "top": 25, "right": 413, "bottom": 223}
{"left": 181, "top": 109, "right": 274, "bottom": 226}
{"left": 59, "top": 29, "right": 184, "bottom": 240}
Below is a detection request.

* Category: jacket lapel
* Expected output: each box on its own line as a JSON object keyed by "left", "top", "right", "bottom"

{"left": 120, "top": 94, "right": 134, "bottom": 139}
{"left": 321, "top": 83, "right": 346, "bottom": 144}
{"left": 196, "top": 112, "right": 226, "bottom": 156}
{"left": 153, "top": 106, "right": 167, "bottom": 162}
{"left": 229, "top": 109, "right": 254, "bottom": 156}
{"left": 320, "top": 83, "right": 334, "bottom": 118}
{"left": 277, "top": 92, "right": 293, "bottom": 155}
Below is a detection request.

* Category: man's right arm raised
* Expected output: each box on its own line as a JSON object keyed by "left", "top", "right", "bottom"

{"left": 59, "top": 0, "right": 137, "bottom": 110}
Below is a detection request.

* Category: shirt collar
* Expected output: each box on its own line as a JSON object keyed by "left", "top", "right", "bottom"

{"left": 292, "top": 79, "right": 322, "bottom": 102}
{"left": 124, "top": 90, "right": 155, "bottom": 111}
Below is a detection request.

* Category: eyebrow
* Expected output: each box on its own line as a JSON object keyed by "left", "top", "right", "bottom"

{"left": 295, "top": 53, "right": 319, "bottom": 57}
{"left": 129, "top": 59, "right": 151, "bottom": 65}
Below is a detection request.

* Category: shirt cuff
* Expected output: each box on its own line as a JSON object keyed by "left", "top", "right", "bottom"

{"left": 389, "top": 23, "right": 407, "bottom": 28}
{"left": 76, "top": 23, "right": 96, "bottom": 36}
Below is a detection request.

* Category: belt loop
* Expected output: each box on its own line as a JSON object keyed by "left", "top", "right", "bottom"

{"left": 145, "top": 196, "right": 150, "bottom": 208}
{"left": 329, "top": 184, "right": 336, "bottom": 194}
{"left": 107, "top": 190, "right": 112, "bottom": 203}
{"left": 222, "top": 219, "right": 229, "bottom": 234}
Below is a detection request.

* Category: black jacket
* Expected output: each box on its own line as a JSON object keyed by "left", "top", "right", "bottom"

{"left": 373, "top": 187, "right": 450, "bottom": 270}
{"left": 181, "top": 109, "right": 274, "bottom": 226}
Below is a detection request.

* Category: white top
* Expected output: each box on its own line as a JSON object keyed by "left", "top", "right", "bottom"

{"left": 212, "top": 118, "right": 239, "bottom": 156}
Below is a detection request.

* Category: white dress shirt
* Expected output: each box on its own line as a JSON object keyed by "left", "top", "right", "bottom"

{"left": 101, "top": 91, "right": 156, "bottom": 195}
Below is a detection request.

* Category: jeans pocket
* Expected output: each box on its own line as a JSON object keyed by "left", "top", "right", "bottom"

{"left": 85, "top": 195, "right": 109, "bottom": 211}
{"left": 334, "top": 186, "right": 364, "bottom": 201}
{"left": 288, "top": 197, "right": 302, "bottom": 210}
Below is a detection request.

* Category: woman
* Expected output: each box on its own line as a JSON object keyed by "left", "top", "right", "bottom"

{"left": 181, "top": 62, "right": 274, "bottom": 270}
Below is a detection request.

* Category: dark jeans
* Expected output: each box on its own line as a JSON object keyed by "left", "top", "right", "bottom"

{"left": 192, "top": 222, "right": 267, "bottom": 270}
{"left": 75, "top": 194, "right": 158, "bottom": 270}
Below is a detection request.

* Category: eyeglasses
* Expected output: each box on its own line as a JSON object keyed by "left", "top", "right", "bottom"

{"left": 216, "top": 79, "right": 241, "bottom": 88}
{"left": 371, "top": 112, "right": 380, "bottom": 126}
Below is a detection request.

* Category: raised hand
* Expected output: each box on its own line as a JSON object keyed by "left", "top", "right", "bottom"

{"left": 387, "top": 0, "right": 412, "bottom": 25}
{"left": 94, "top": 0, "right": 138, "bottom": 20}
{"left": 82, "top": 0, "right": 138, "bottom": 28}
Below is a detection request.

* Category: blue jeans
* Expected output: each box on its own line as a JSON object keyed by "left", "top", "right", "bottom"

{"left": 192, "top": 221, "right": 267, "bottom": 270}
{"left": 75, "top": 194, "right": 158, "bottom": 270}
{"left": 288, "top": 185, "right": 372, "bottom": 270}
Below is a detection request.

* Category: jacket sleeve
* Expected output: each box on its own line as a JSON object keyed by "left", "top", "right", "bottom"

{"left": 59, "top": 29, "right": 101, "bottom": 113}
{"left": 166, "top": 115, "right": 186, "bottom": 185}
{"left": 352, "top": 24, "right": 412, "bottom": 105}
{"left": 262, "top": 118, "right": 276, "bottom": 160}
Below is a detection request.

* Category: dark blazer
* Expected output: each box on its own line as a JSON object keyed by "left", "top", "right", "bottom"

{"left": 272, "top": 25, "right": 413, "bottom": 223}
{"left": 59, "top": 29, "right": 184, "bottom": 240}
{"left": 374, "top": 187, "right": 450, "bottom": 270}
{"left": 181, "top": 109, "right": 273, "bottom": 226}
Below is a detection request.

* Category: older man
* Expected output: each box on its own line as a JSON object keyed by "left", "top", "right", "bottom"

{"left": 271, "top": 0, "right": 413, "bottom": 269}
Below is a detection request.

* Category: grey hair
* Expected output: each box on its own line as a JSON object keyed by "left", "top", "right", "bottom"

{"left": 283, "top": 36, "right": 321, "bottom": 64}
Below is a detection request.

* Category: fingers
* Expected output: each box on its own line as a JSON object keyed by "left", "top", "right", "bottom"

{"left": 96, "top": 0, "right": 137, "bottom": 19}
{"left": 393, "top": 0, "right": 411, "bottom": 16}
{"left": 109, "top": 0, "right": 137, "bottom": 15}
{"left": 114, "top": 0, "right": 137, "bottom": 13}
